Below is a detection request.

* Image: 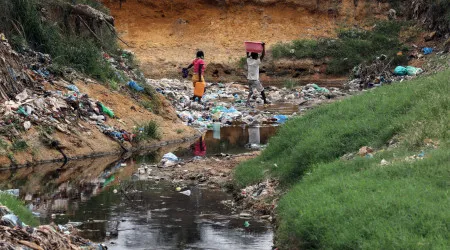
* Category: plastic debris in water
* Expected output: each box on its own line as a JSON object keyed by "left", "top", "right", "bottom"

{"left": 179, "top": 190, "right": 191, "bottom": 196}
{"left": 244, "top": 221, "right": 250, "bottom": 227}
{"left": 175, "top": 187, "right": 182, "bottom": 191}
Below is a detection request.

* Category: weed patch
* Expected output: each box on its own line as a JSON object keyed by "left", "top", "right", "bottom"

{"left": 234, "top": 70, "right": 450, "bottom": 248}
{"left": 134, "top": 121, "right": 161, "bottom": 141}
{"left": 0, "top": 194, "right": 39, "bottom": 227}
{"left": 12, "top": 139, "right": 28, "bottom": 152}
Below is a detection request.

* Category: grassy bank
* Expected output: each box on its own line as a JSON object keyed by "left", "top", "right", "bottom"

{"left": 235, "top": 70, "right": 449, "bottom": 187}
{"left": 0, "top": 193, "right": 39, "bottom": 227}
{"left": 233, "top": 71, "right": 449, "bottom": 248}
{"left": 277, "top": 145, "right": 450, "bottom": 249}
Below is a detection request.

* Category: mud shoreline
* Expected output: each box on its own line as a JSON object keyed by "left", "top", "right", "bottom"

{"left": 0, "top": 133, "right": 202, "bottom": 169}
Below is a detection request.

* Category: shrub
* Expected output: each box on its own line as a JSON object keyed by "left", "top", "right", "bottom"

{"left": 12, "top": 139, "right": 28, "bottom": 152}
{"left": 134, "top": 121, "right": 161, "bottom": 141}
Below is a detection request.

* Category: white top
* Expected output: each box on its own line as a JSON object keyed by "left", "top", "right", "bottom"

{"left": 247, "top": 58, "right": 261, "bottom": 81}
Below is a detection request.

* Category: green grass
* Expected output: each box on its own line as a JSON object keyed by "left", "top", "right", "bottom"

{"left": 271, "top": 21, "right": 409, "bottom": 75}
{"left": 276, "top": 146, "right": 450, "bottom": 249}
{"left": 12, "top": 139, "right": 28, "bottom": 152}
{"left": 234, "top": 70, "right": 450, "bottom": 248}
{"left": 0, "top": 194, "right": 39, "bottom": 227}
{"left": 234, "top": 70, "right": 450, "bottom": 187}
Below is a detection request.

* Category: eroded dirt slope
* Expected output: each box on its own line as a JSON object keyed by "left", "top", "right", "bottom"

{"left": 104, "top": 0, "right": 389, "bottom": 79}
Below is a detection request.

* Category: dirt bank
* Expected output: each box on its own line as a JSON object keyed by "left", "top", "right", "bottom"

{"left": 0, "top": 37, "right": 197, "bottom": 168}
{"left": 104, "top": 0, "right": 390, "bottom": 82}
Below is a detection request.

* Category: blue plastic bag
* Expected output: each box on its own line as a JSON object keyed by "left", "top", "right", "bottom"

{"left": 422, "top": 47, "right": 433, "bottom": 55}
{"left": 128, "top": 81, "right": 144, "bottom": 92}
{"left": 274, "top": 115, "right": 288, "bottom": 124}
{"left": 67, "top": 84, "right": 80, "bottom": 93}
{"left": 394, "top": 66, "right": 408, "bottom": 76}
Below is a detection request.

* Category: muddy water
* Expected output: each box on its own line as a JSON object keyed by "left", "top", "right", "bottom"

{"left": 0, "top": 128, "right": 277, "bottom": 249}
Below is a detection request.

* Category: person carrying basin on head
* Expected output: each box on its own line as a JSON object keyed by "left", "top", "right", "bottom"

{"left": 183, "top": 50, "right": 206, "bottom": 103}
{"left": 246, "top": 42, "right": 270, "bottom": 107}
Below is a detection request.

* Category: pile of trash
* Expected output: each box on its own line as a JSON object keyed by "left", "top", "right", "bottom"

{"left": 146, "top": 78, "right": 347, "bottom": 130}
{"left": 234, "top": 179, "right": 279, "bottom": 216}
{"left": 0, "top": 204, "right": 104, "bottom": 249}
{"left": 1, "top": 82, "right": 134, "bottom": 143}
{"left": 0, "top": 35, "right": 141, "bottom": 146}
{"left": 347, "top": 47, "right": 436, "bottom": 91}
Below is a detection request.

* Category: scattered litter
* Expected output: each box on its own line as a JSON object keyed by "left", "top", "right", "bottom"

{"left": 163, "top": 152, "right": 179, "bottom": 162}
{"left": 128, "top": 80, "right": 144, "bottom": 92}
{"left": 273, "top": 114, "right": 288, "bottom": 124}
{"left": 244, "top": 221, "right": 250, "bottom": 227}
{"left": 358, "top": 146, "right": 374, "bottom": 157}
{"left": 1, "top": 189, "right": 19, "bottom": 197}
{"left": 380, "top": 159, "right": 389, "bottom": 166}
{"left": 1, "top": 214, "right": 24, "bottom": 228}
{"left": 66, "top": 84, "right": 80, "bottom": 93}
{"left": 179, "top": 190, "right": 191, "bottom": 196}
{"left": 239, "top": 213, "right": 252, "bottom": 218}
{"left": 23, "top": 121, "right": 31, "bottom": 130}
{"left": 422, "top": 47, "right": 433, "bottom": 55}
{"left": 406, "top": 66, "right": 423, "bottom": 76}
{"left": 394, "top": 66, "right": 408, "bottom": 76}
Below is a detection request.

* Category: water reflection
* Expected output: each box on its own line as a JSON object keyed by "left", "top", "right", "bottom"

{"left": 0, "top": 142, "right": 273, "bottom": 249}
{"left": 174, "top": 126, "right": 278, "bottom": 159}
{"left": 60, "top": 183, "right": 272, "bottom": 249}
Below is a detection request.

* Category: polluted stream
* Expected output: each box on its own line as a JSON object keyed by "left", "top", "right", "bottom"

{"left": 0, "top": 126, "right": 277, "bottom": 250}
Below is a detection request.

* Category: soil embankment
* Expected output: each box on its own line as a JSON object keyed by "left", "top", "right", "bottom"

{"left": 104, "top": 0, "right": 390, "bottom": 83}
{"left": 0, "top": 38, "right": 197, "bottom": 167}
